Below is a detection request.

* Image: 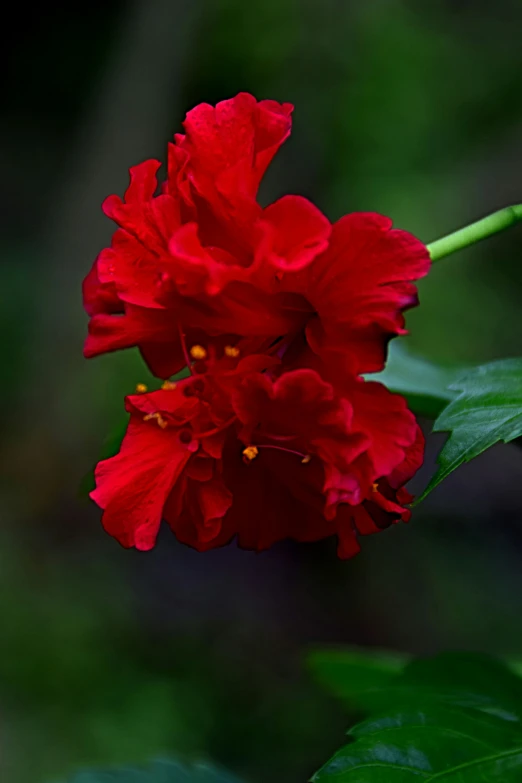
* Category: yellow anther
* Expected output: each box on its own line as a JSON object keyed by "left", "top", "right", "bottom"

{"left": 301, "top": 454, "right": 311, "bottom": 464}
{"left": 143, "top": 412, "right": 168, "bottom": 429}
{"left": 190, "top": 345, "right": 207, "bottom": 360}
{"left": 161, "top": 380, "right": 177, "bottom": 390}
{"left": 135, "top": 383, "right": 148, "bottom": 393}
{"left": 242, "top": 445, "right": 259, "bottom": 462}
{"left": 372, "top": 482, "right": 379, "bottom": 493}
{"left": 224, "top": 345, "right": 240, "bottom": 358}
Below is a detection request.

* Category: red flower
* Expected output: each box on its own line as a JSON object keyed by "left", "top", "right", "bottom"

{"left": 85, "top": 92, "right": 430, "bottom": 558}
{"left": 91, "top": 345, "right": 422, "bottom": 557}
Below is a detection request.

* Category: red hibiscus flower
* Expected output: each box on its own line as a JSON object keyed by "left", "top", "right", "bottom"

{"left": 85, "top": 92, "right": 429, "bottom": 558}
{"left": 91, "top": 342, "right": 422, "bottom": 557}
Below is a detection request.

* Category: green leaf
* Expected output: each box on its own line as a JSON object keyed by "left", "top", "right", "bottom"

{"left": 418, "top": 358, "right": 522, "bottom": 501}
{"left": 63, "top": 758, "right": 243, "bottom": 783}
{"left": 312, "top": 652, "right": 522, "bottom": 782}
{"left": 314, "top": 713, "right": 522, "bottom": 782}
{"left": 367, "top": 342, "right": 460, "bottom": 418}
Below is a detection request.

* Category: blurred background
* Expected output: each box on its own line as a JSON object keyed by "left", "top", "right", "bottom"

{"left": 2, "top": 1, "right": 522, "bottom": 781}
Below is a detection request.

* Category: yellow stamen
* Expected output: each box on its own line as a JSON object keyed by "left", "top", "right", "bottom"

{"left": 372, "top": 482, "right": 379, "bottom": 493}
{"left": 224, "top": 345, "right": 240, "bottom": 358}
{"left": 242, "top": 445, "right": 259, "bottom": 462}
{"left": 143, "top": 412, "right": 168, "bottom": 429}
{"left": 301, "top": 454, "right": 311, "bottom": 464}
{"left": 135, "top": 383, "right": 148, "bottom": 393}
{"left": 190, "top": 345, "right": 207, "bottom": 360}
{"left": 161, "top": 380, "right": 177, "bottom": 390}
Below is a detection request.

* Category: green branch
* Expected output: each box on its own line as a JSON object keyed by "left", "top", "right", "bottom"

{"left": 427, "top": 204, "right": 522, "bottom": 261}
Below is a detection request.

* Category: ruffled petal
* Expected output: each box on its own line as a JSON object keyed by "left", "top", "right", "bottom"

{"left": 166, "top": 476, "right": 233, "bottom": 549}
{"left": 255, "top": 195, "right": 331, "bottom": 274}
{"left": 388, "top": 424, "right": 425, "bottom": 488}
{"left": 82, "top": 256, "right": 122, "bottom": 316}
{"left": 91, "top": 416, "right": 191, "bottom": 550}
{"left": 301, "top": 212, "right": 430, "bottom": 374}
{"left": 348, "top": 378, "right": 419, "bottom": 479}
{"left": 98, "top": 160, "right": 181, "bottom": 309}
{"left": 167, "top": 222, "right": 239, "bottom": 296}
{"left": 179, "top": 92, "right": 293, "bottom": 205}
{"left": 83, "top": 303, "right": 185, "bottom": 379}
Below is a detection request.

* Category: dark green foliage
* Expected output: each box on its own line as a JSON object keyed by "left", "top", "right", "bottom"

{"left": 311, "top": 651, "right": 522, "bottom": 781}
{"left": 368, "top": 342, "right": 459, "bottom": 418}
{"left": 418, "top": 359, "right": 522, "bottom": 500}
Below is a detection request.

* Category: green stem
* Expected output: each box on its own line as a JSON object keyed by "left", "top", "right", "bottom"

{"left": 427, "top": 204, "right": 522, "bottom": 261}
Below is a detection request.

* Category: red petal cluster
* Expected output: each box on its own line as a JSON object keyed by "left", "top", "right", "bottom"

{"left": 84, "top": 93, "right": 430, "bottom": 558}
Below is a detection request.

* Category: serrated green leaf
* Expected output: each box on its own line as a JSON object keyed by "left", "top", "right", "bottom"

{"left": 312, "top": 653, "right": 522, "bottom": 783}
{"left": 62, "top": 758, "right": 243, "bottom": 783}
{"left": 418, "top": 358, "right": 522, "bottom": 501}
{"left": 367, "top": 342, "right": 459, "bottom": 418}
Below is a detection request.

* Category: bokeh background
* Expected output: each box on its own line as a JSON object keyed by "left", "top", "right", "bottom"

{"left": 2, "top": 1, "right": 522, "bottom": 781}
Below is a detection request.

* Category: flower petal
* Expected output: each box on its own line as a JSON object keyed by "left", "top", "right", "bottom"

{"left": 349, "top": 378, "right": 419, "bottom": 479}
{"left": 256, "top": 195, "right": 331, "bottom": 273}
{"left": 222, "top": 442, "right": 336, "bottom": 551}
{"left": 303, "top": 212, "right": 430, "bottom": 374}
{"left": 180, "top": 92, "right": 293, "bottom": 204}
{"left": 91, "top": 417, "right": 191, "bottom": 550}
{"left": 83, "top": 303, "right": 185, "bottom": 378}
{"left": 82, "top": 256, "right": 122, "bottom": 317}
{"left": 166, "top": 476, "right": 233, "bottom": 549}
